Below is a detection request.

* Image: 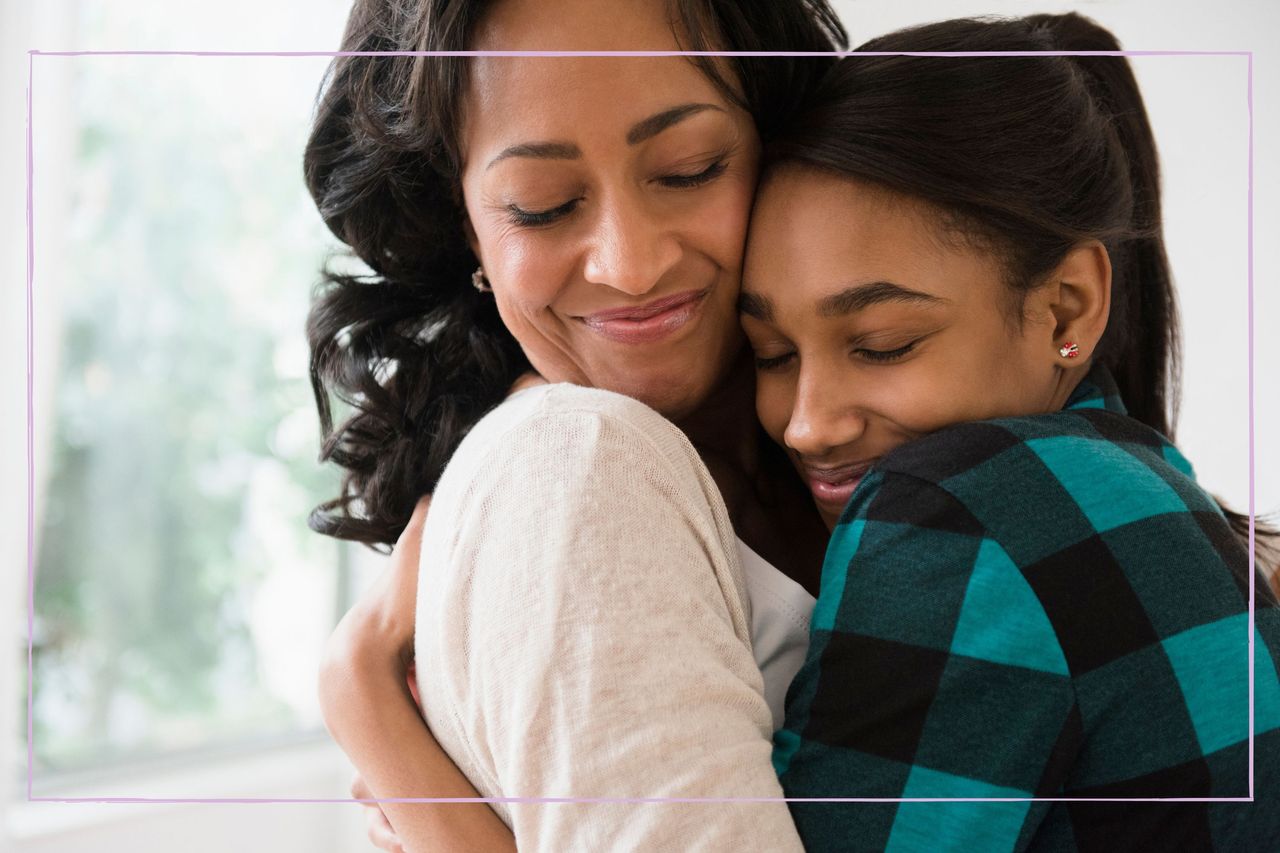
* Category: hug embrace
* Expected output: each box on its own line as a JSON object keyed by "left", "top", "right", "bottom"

{"left": 305, "top": 0, "right": 1280, "bottom": 850}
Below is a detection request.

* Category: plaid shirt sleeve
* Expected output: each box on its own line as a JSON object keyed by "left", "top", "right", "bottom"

{"left": 773, "top": 370, "right": 1280, "bottom": 852}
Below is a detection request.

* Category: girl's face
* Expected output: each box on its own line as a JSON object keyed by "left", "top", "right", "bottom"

{"left": 741, "top": 168, "right": 1071, "bottom": 530}
{"left": 459, "top": 0, "right": 760, "bottom": 420}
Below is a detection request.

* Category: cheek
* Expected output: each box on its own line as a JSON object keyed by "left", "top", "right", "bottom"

{"left": 483, "top": 229, "right": 571, "bottom": 310}
{"left": 963, "top": 328, "right": 1051, "bottom": 411}
{"left": 716, "top": 182, "right": 755, "bottom": 260}
{"left": 692, "top": 169, "right": 757, "bottom": 271}
{"left": 877, "top": 335, "right": 1039, "bottom": 432}
{"left": 855, "top": 361, "right": 973, "bottom": 437}
{"left": 463, "top": 183, "right": 566, "bottom": 297}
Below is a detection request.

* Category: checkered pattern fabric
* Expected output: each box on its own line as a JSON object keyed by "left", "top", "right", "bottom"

{"left": 774, "top": 367, "right": 1280, "bottom": 851}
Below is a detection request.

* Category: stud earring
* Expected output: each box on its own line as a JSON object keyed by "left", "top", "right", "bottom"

{"left": 471, "top": 266, "right": 492, "bottom": 293}
{"left": 1058, "top": 341, "right": 1080, "bottom": 359}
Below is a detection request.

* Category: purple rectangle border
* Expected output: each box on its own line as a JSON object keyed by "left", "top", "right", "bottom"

{"left": 24, "top": 48, "right": 1257, "bottom": 806}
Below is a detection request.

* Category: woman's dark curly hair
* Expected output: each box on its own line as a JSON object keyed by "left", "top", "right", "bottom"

{"left": 304, "top": 0, "right": 847, "bottom": 547}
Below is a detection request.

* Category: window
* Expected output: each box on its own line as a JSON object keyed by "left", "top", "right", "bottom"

{"left": 20, "top": 2, "right": 361, "bottom": 796}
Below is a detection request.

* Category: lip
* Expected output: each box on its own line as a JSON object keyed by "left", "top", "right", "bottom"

{"left": 797, "top": 458, "right": 878, "bottom": 513}
{"left": 579, "top": 289, "right": 709, "bottom": 345}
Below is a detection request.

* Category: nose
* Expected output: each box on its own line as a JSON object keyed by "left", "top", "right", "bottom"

{"left": 582, "top": 189, "right": 681, "bottom": 296}
{"left": 783, "top": 363, "right": 865, "bottom": 459}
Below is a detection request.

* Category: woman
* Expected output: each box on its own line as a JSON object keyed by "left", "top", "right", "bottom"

{"left": 327, "top": 11, "right": 1280, "bottom": 853}
{"left": 308, "top": 0, "right": 843, "bottom": 849}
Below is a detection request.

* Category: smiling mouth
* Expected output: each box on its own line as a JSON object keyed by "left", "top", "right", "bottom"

{"left": 798, "top": 459, "right": 877, "bottom": 510}
{"left": 579, "top": 289, "right": 709, "bottom": 344}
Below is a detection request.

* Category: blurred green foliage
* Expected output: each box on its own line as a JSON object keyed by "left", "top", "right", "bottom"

{"left": 28, "top": 48, "right": 350, "bottom": 777}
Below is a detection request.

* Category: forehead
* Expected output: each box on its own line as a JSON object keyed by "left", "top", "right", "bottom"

{"left": 473, "top": 0, "right": 680, "bottom": 51}
{"left": 462, "top": 0, "right": 739, "bottom": 162}
{"left": 466, "top": 56, "right": 730, "bottom": 132}
{"left": 745, "top": 170, "right": 932, "bottom": 281}
{"left": 743, "top": 168, "right": 1003, "bottom": 307}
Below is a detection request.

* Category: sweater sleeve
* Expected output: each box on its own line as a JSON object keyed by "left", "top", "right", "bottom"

{"left": 417, "top": 386, "right": 802, "bottom": 852}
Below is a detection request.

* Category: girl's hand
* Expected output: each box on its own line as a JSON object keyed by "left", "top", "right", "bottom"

{"left": 352, "top": 772, "right": 405, "bottom": 853}
{"left": 317, "top": 495, "right": 516, "bottom": 852}
{"left": 509, "top": 371, "right": 548, "bottom": 395}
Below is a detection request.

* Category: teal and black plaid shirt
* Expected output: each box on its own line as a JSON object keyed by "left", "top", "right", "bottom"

{"left": 774, "top": 367, "right": 1280, "bottom": 851}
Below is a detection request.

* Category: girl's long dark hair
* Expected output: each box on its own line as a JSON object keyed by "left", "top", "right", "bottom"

{"left": 304, "top": 0, "right": 846, "bottom": 547}
{"left": 766, "top": 13, "right": 1278, "bottom": 583}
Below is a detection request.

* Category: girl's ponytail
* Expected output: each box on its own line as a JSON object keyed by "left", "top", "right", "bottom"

{"left": 1030, "top": 12, "right": 1277, "bottom": 590}
{"left": 1027, "top": 12, "right": 1180, "bottom": 440}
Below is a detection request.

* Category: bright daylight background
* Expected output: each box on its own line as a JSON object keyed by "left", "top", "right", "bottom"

{"left": 0, "top": 0, "right": 1276, "bottom": 850}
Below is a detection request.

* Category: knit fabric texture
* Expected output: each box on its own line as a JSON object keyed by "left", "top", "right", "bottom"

{"left": 415, "top": 383, "right": 804, "bottom": 852}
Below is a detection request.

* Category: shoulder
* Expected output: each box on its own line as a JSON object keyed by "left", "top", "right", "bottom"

{"left": 833, "top": 409, "right": 1250, "bottom": 670}
{"left": 428, "top": 382, "right": 718, "bottom": 523}
{"left": 444, "top": 382, "right": 699, "bottom": 484}
{"left": 865, "top": 409, "right": 1226, "bottom": 549}
{"left": 419, "top": 380, "right": 749, "bottom": 631}
{"left": 425, "top": 382, "right": 735, "bottom": 578}
{"left": 876, "top": 407, "right": 1190, "bottom": 493}
{"left": 419, "top": 380, "right": 748, "bottom": 639}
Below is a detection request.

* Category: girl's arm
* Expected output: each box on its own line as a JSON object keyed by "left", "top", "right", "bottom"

{"left": 318, "top": 498, "right": 515, "bottom": 853}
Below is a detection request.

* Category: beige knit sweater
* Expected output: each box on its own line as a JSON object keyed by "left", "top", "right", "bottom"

{"left": 415, "top": 383, "right": 804, "bottom": 851}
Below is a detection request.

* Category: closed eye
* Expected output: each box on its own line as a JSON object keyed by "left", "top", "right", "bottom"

{"left": 855, "top": 341, "right": 917, "bottom": 363}
{"left": 658, "top": 160, "right": 727, "bottom": 189}
{"left": 506, "top": 197, "right": 581, "bottom": 227}
{"left": 754, "top": 351, "right": 795, "bottom": 371}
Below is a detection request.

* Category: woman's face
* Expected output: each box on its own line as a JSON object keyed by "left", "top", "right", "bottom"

{"left": 459, "top": 0, "right": 761, "bottom": 420}
{"left": 741, "top": 168, "right": 1065, "bottom": 530}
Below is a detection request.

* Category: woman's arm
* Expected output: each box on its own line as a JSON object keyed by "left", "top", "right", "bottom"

{"left": 417, "top": 385, "right": 804, "bottom": 851}
{"left": 319, "top": 498, "right": 515, "bottom": 853}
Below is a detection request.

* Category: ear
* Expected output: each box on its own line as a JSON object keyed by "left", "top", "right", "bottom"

{"left": 1039, "top": 240, "right": 1111, "bottom": 363}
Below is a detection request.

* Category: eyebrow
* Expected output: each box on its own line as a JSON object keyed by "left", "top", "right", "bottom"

{"left": 486, "top": 141, "right": 581, "bottom": 171}
{"left": 738, "top": 292, "right": 775, "bottom": 321}
{"left": 738, "top": 281, "right": 947, "bottom": 322}
{"left": 485, "top": 102, "right": 724, "bottom": 171}
{"left": 626, "top": 103, "right": 722, "bottom": 145}
{"left": 817, "top": 281, "right": 947, "bottom": 317}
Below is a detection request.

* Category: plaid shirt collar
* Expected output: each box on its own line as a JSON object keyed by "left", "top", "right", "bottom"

{"left": 1064, "top": 364, "right": 1128, "bottom": 416}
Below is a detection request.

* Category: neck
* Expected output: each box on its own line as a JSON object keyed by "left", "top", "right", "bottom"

{"left": 1048, "top": 362, "right": 1092, "bottom": 413}
{"left": 675, "top": 349, "right": 761, "bottom": 479}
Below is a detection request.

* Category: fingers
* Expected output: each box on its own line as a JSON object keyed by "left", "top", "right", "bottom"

{"left": 388, "top": 497, "right": 429, "bottom": 632}
{"left": 391, "top": 498, "right": 429, "bottom": 598}
{"left": 364, "top": 802, "right": 405, "bottom": 853}
{"left": 395, "top": 495, "right": 432, "bottom": 551}
{"left": 351, "top": 772, "right": 372, "bottom": 800}
{"left": 406, "top": 659, "right": 423, "bottom": 712}
{"left": 508, "top": 371, "right": 549, "bottom": 395}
